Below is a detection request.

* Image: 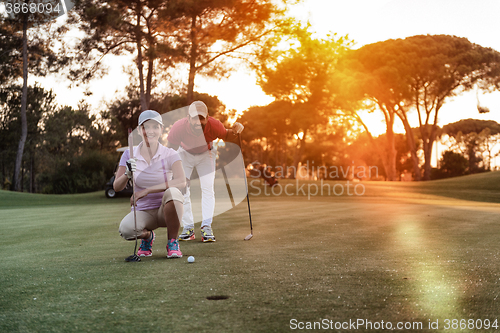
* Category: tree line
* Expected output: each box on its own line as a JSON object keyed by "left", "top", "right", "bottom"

{"left": 239, "top": 31, "right": 500, "bottom": 181}
{"left": 2, "top": 1, "right": 500, "bottom": 193}
{"left": 1, "top": 0, "right": 288, "bottom": 192}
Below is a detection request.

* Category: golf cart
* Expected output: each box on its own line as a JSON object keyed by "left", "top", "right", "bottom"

{"left": 105, "top": 147, "right": 134, "bottom": 198}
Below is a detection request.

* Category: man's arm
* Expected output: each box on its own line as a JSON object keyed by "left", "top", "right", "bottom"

{"left": 167, "top": 141, "right": 180, "bottom": 150}
{"left": 223, "top": 122, "right": 244, "bottom": 141}
{"left": 227, "top": 122, "right": 245, "bottom": 140}
{"left": 166, "top": 118, "right": 183, "bottom": 150}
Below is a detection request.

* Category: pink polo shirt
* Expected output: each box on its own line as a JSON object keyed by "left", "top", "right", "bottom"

{"left": 167, "top": 117, "right": 227, "bottom": 154}
{"left": 119, "top": 142, "right": 181, "bottom": 211}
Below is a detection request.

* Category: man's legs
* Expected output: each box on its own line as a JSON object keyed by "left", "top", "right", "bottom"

{"left": 197, "top": 150, "right": 216, "bottom": 228}
{"left": 178, "top": 148, "right": 195, "bottom": 231}
{"left": 196, "top": 149, "right": 217, "bottom": 242}
{"left": 177, "top": 148, "right": 217, "bottom": 242}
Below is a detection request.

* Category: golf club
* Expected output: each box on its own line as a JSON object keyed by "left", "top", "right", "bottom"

{"left": 221, "top": 167, "right": 235, "bottom": 208}
{"left": 125, "top": 128, "right": 141, "bottom": 262}
{"left": 239, "top": 133, "right": 253, "bottom": 240}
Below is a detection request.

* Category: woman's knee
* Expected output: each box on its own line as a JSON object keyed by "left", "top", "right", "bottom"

{"left": 118, "top": 213, "right": 141, "bottom": 240}
{"left": 162, "top": 187, "right": 184, "bottom": 205}
{"left": 119, "top": 222, "right": 137, "bottom": 240}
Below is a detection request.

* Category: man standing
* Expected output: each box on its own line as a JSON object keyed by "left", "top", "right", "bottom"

{"left": 167, "top": 101, "right": 244, "bottom": 242}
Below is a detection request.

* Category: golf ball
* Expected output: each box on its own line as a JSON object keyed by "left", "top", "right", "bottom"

{"left": 188, "top": 256, "right": 195, "bottom": 263}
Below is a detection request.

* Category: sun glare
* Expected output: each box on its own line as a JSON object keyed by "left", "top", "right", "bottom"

{"left": 394, "top": 219, "right": 462, "bottom": 319}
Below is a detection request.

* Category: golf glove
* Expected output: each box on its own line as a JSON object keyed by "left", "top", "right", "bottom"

{"left": 125, "top": 158, "right": 137, "bottom": 179}
{"left": 232, "top": 122, "right": 244, "bottom": 134}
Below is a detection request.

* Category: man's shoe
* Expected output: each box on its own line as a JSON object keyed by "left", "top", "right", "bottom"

{"left": 178, "top": 227, "right": 195, "bottom": 241}
{"left": 137, "top": 231, "right": 155, "bottom": 257}
{"left": 201, "top": 226, "right": 216, "bottom": 242}
{"left": 167, "top": 238, "right": 183, "bottom": 258}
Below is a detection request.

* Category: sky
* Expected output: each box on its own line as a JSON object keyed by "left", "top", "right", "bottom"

{"left": 282, "top": 0, "right": 500, "bottom": 135}
{"left": 36, "top": 0, "right": 500, "bottom": 137}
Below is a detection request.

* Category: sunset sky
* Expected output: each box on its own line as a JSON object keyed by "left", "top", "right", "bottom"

{"left": 38, "top": 0, "right": 500, "bottom": 137}
{"left": 200, "top": 0, "right": 500, "bottom": 136}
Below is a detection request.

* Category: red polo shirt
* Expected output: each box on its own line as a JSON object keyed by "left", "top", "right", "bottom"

{"left": 167, "top": 116, "right": 228, "bottom": 154}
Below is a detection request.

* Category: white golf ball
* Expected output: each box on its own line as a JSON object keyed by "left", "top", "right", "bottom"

{"left": 187, "top": 256, "right": 195, "bottom": 263}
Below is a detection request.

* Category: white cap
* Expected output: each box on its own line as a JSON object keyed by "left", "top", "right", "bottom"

{"left": 188, "top": 101, "right": 208, "bottom": 118}
{"left": 138, "top": 110, "right": 163, "bottom": 126}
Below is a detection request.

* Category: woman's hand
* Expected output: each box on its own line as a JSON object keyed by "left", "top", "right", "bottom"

{"left": 130, "top": 189, "right": 149, "bottom": 206}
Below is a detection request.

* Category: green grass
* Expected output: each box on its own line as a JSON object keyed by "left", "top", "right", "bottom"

{"left": 0, "top": 190, "right": 111, "bottom": 208}
{"left": 1, "top": 174, "right": 500, "bottom": 332}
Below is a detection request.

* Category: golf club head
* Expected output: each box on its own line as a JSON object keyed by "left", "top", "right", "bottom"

{"left": 244, "top": 233, "right": 253, "bottom": 241}
{"left": 125, "top": 254, "right": 141, "bottom": 262}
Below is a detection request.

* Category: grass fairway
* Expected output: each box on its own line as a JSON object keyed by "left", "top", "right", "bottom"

{"left": 1, "top": 173, "right": 500, "bottom": 332}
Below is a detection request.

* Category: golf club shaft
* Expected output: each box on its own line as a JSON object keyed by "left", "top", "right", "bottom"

{"left": 239, "top": 134, "right": 253, "bottom": 234}
{"left": 221, "top": 167, "right": 235, "bottom": 208}
{"left": 128, "top": 129, "right": 138, "bottom": 254}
